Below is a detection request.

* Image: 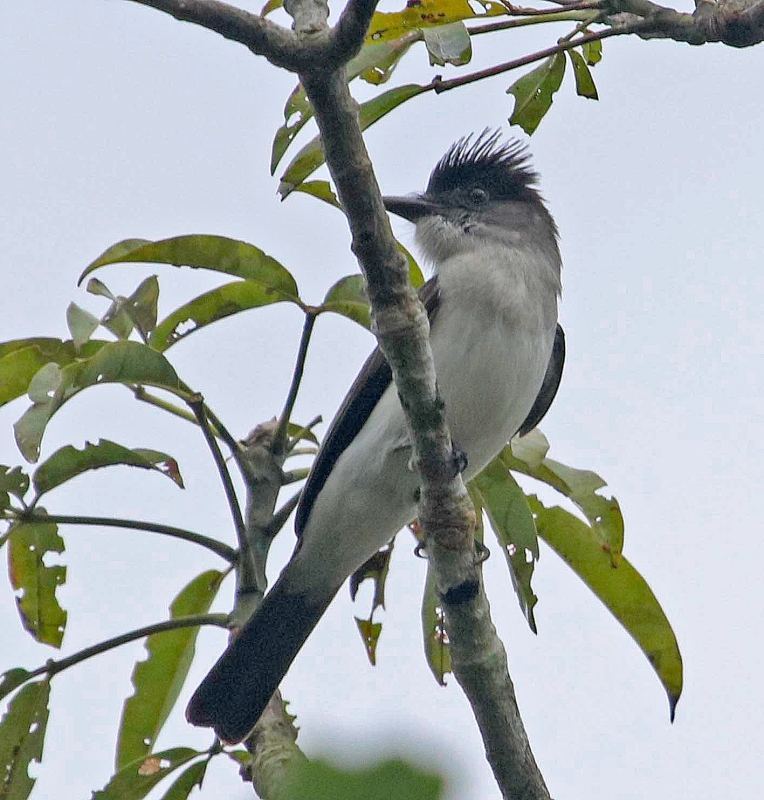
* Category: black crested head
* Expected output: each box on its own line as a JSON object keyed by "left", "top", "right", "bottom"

{"left": 426, "top": 130, "right": 541, "bottom": 205}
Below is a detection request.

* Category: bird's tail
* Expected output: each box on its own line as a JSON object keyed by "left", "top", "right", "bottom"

{"left": 186, "top": 571, "right": 335, "bottom": 744}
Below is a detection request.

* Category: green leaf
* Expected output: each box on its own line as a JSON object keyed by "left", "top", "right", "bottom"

{"left": 278, "top": 84, "right": 427, "bottom": 198}
{"left": 80, "top": 236, "right": 299, "bottom": 297}
{"left": 0, "top": 670, "right": 32, "bottom": 703}
{"left": 471, "top": 461, "right": 539, "bottom": 633}
{"left": 507, "top": 52, "right": 566, "bottom": 135}
{"left": 158, "top": 759, "right": 209, "bottom": 800}
{"left": 350, "top": 543, "right": 394, "bottom": 664}
{"left": 568, "top": 50, "right": 598, "bottom": 100}
{"left": 87, "top": 276, "right": 116, "bottom": 299}
{"left": 504, "top": 438, "right": 624, "bottom": 560}
{"left": 150, "top": 279, "right": 301, "bottom": 352}
{"left": 14, "top": 341, "right": 187, "bottom": 463}
{"left": 320, "top": 275, "right": 370, "bottom": 329}
{"left": 271, "top": 83, "right": 313, "bottom": 176}
{"left": 400, "top": 242, "right": 425, "bottom": 289}
{"left": 421, "top": 560, "right": 451, "bottom": 685}
{"left": 292, "top": 180, "right": 343, "bottom": 210}
{"left": 284, "top": 758, "right": 442, "bottom": 800}
{"left": 8, "top": 519, "right": 67, "bottom": 647}
{"left": 0, "top": 466, "right": 29, "bottom": 510}
{"left": 0, "top": 339, "right": 106, "bottom": 408}
{"left": 423, "top": 21, "right": 471, "bottom": 67}
{"left": 529, "top": 497, "right": 683, "bottom": 719}
{"left": 66, "top": 303, "right": 100, "bottom": 351}
{"left": 582, "top": 39, "right": 602, "bottom": 66}
{"left": 92, "top": 747, "right": 202, "bottom": 800}
{"left": 271, "top": 35, "right": 418, "bottom": 175}
{"left": 116, "top": 571, "right": 223, "bottom": 770}
{"left": 124, "top": 275, "right": 161, "bottom": 339}
{"left": 226, "top": 749, "right": 252, "bottom": 767}
{"left": 354, "top": 618, "right": 383, "bottom": 666}
{"left": 0, "top": 680, "right": 50, "bottom": 800}
{"left": 260, "top": 0, "right": 282, "bottom": 14}
{"left": 353, "top": 33, "right": 419, "bottom": 86}
{"left": 32, "top": 439, "right": 184, "bottom": 499}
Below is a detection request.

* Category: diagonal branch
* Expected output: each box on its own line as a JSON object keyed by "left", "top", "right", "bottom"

{"left": 126, "top": 0, "right": 383, "bottom": 70}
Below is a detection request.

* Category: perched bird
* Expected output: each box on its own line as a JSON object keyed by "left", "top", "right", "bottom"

{"left": 187, "top": 131, "right": 565, "bottom": 744}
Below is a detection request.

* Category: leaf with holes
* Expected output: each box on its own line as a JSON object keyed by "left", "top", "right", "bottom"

{"left": 568, "top": 50, "right": 598, "bottom": 100}
{"left": 0, "top": 669, "right": 32, "bottom": 703}
{"left": 32, "top": 439, "right": 184, "bottom": 499}
{"left": 529, "top": 496, "right": 683, "bottom": 719}
{"left": 504, "top": 436, "right": 624, "bottom": 561}
{"left": 354, "top": 33, "right": 420, "bottom": 86}
{"left": 421, "top": 560, "right": 451, "bottom": 685}
{"left": 507, "top": 52, "right": 566, "bottom": 135}
{"left": 8, "top": 519, "right": 67, "bottom": 647}
{"left": 13, "top": 341, "right": 187, "bottom": 463}
{"left": 582, "top": 39, "right": 602, "bottom": 65}
{"left": 0, "top": 339, "right": 106, "bottom": 408}
{"left": 150, "top": 280, "right": 301, "bottom": 352}
{"left": 0, "top": 465, "right": 29, "bottom": 511}
{"left": 0, "top": 680, "right": 50, "bottom": 800}
{"left": 350, "top": 543, "right": 394, "bottom": 665}
{"left": 366, "top": 0, "right": 504, "bottom": 42}
{"left": 471, "top": 460, "right": 539, "bottom": 632}
{"left": 116, "top": 571, "right": 223, "bottom": 770}
{"left": 92, "top": 747, "right": 203, "bottom": 800}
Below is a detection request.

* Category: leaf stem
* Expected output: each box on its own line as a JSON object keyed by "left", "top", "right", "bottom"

{"left": 189, "top": 395, "right": 247, "bottom": 547}
{"left": 132, "top": 385, "right": 199, "bottom": 425}
{"left": 27, "top": 614, "right": 229, "bottom": 680}
{"left": 21, "top": 512, "right": 236, "bottom": 562}
{"left": 274, "top": 311, "right": 317, "bottom": 456}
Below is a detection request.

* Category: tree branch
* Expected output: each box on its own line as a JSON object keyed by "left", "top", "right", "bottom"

{"left": 607, "top": 0, "right": 764, "bottom": 46}
{"left": 126, "top": 0, "right": 382, "bottom": 70}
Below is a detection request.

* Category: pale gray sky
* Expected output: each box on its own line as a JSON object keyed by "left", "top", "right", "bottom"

{"left": 2, "top": 2, "right": 763, "bottom": 799}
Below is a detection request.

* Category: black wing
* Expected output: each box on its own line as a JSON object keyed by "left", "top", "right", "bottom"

{"left": 516, "top": 323, "right": 565, "bottom": 437}
{"left": 295, "top": 277, "right": 441, "bottom": 536}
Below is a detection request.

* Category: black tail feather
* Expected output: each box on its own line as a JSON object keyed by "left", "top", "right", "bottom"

{"left": 186, "top": 574, "right": 334, "bottom": 744}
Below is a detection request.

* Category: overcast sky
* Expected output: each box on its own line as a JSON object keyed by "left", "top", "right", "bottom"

{"left": 2, "top": 2, "right": 763, "bottom": 799}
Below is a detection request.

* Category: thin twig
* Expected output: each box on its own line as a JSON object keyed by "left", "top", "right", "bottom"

{"left": 25, "top": 614, "right": 229, "bottom": 680}
{"left": 273, "top": 311, "right": 317, "bottom": 456}
{"left": 431, "top": 19, "right": 651, "bottom": 93}
{"left": 469, "top": 11, "right": 592, "bottom": 35}
{"left": 204, "top": 403, "right": 244, "bottom": 460}
{"left": 189, "top": 395, "right": 247, "bottom": 545}
{"left": 265, "top": 490, "right": 302, "bottom": 538}
{"left": 21, "top": 512, "right": 236, "bottom": 562}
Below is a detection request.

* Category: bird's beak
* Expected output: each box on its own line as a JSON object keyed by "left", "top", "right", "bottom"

{"left": 382, "top": 195, "right": 434, "bottom": 223}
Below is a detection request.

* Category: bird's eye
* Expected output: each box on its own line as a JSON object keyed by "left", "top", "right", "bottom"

{"left": 469, "top": 187, "right": 488, "bottom": 206}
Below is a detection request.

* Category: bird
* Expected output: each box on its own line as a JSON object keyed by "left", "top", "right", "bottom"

{"left": 186, "top": 130, "right": 565, "bottom": 744}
